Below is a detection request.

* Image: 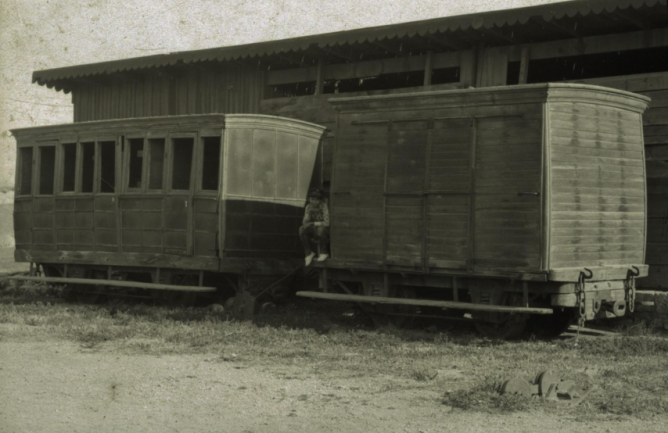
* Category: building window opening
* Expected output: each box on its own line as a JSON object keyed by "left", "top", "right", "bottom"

{"left": 201, "top": 137, "right": 221, "bottom": 191}
{"left": 268, "top": 81, "right": 316, "bottom": 98}
{"left": 506, "top": 61, "right": 521, "bottom": 85}
{"left": 127, "top": 138, "right": 144, "bottom": 189}
{"left": 19, "top": 147, "right": 33, "bottom": 195}
{"left": 526, "top": 46, "right": 668, "bottom": 83}
{"left": 81, "top": 142, "right": 95, "bottom": 193}
{"left": 323, "top": 70, "right": 425, "bottom": 94}
{"left": 99, "top": 141, "right": 116, "bottom": 193}
{"left": 172, "top": 138, "right": 194, "bottom": 190}
{"left": 430, "top": 67, "right": 460, "bottom": 85}
{"left": 62, "top": 143, "right": 77, "bottom": 192}
{"left": 39, "top": 146, "right": 56, "bottom": 195}
{"left": 148, "top": 138, "right": 165, "bottom": 190}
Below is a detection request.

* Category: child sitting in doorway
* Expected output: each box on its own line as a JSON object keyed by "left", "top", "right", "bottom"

{"left": 299, "top": 189, "right": 329, "bottom": 266}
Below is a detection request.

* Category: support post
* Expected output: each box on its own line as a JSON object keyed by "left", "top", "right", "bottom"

{"left": 423, "top": 50, "right": 433, "bottom": 86}
{"left": 314, "top": 57, "right": 325, "bottom": 95}
{"left": 518, "top": 46, "right": 530, "bottom": 84}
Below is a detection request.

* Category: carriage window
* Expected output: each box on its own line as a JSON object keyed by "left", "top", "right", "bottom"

{"left": 171, "top": 138, "right": 193, "bottom": 190}
{"left": 62, "top": 143, "right": 77, "bottom": 192}
{"left": 201, "top": 137, "right": 220, "bottom": 191}
{"left": 39, "top": 146, "right": 56, "bottom": 195}
{"left": 99, "top": 141, "right": 116, "bottom": 193}
{"left": 127, "top": 138, "right": 144, "bottom": 189}
{"left": 19, "top": 147, "right": 33, "bottom": 195}
{"left": 148, "top": 138, "right": 165, "bottom": 190}
{"left": 81, "top": 142, "right": 95, "bottom": 193}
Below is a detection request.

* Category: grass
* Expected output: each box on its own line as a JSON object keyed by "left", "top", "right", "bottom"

{"left": 1, "top": 281, "right": 667, "bottom": 418}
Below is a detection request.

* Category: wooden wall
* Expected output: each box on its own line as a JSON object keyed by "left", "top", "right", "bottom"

{"left": 547, "top": 101, "right": 646, "bottom": 269}
{"left": 72, "top": 65, "right": 265, "bottom": 122}
{"left": 567, "top": 73, "right": 668, "bottom": 288}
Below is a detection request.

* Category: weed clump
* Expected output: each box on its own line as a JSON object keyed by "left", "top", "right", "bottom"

{"left": 442, "top": 377, "right": 539, "bottom": 413}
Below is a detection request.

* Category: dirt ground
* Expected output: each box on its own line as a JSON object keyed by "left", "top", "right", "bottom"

{"left": 0, "top": 338, "right": 666, "bottom": 433}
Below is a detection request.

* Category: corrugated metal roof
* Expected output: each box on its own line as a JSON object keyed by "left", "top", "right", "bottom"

{"left": 33, "top": 0, "right": 668, "bottom": 92}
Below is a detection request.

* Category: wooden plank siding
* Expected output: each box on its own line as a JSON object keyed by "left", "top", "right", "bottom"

{"left": 73, "top": 66, "right": 265, "bottom": 122}
{"left": 564, "top": 72, "right": 668, "bottom": 287}
{"left": 547, "top": 102, "right": 647, "bottom": 269}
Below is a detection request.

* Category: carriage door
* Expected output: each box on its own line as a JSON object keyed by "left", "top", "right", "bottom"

{"left": 164, "top": 133, "right": 196, "bottom": 256}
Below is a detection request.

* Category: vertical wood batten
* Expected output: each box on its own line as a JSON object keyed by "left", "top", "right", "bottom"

{"left": 541, "top": 102, "right": 550, "bottom": 270}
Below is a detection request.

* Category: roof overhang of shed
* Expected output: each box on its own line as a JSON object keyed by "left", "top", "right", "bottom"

{"left": 32, "top": 0, "right": 668, "bottom": 93}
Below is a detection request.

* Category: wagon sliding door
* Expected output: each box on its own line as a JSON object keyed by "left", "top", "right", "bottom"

{"left": 426, "top": 118, "right": 473, "bottom": 270}
{"left": 384, "top": 118, "right": 473, "bottom": 270}
{"left": 471, "top": 116, "right": 543, "bottom": 271}
{"left": 384, "top": 120, "right": 429, "bottom": 267}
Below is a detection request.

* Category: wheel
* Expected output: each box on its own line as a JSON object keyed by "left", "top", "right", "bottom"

{"left": 156, "top": 290, "right": 197, "bottom": 307}
{"left": 70, "top": 284, "right": 101, "bottom": 304}
{"left": 154, "top": 275, "right": 199, "bottom": 307}
{"left": 366, "top": 286, "right": 418, "bottom": 329}
{"left": 527, "top": 308, "right": 574, "bottom": 338}
{"left": 473, "top": 314, "right": 528, "bottom": 340}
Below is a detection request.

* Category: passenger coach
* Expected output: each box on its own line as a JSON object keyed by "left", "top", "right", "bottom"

{"left": 11, "top": 114, "right": 325, "bottom": 305}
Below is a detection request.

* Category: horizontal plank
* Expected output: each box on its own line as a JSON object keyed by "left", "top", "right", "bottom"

{"left": 551, "top": 144, "right": 642, "bottom": 160}
{"left": 552, "top": 177, "right": 644, "bottom": 189}
{"left": 552, "top": 202, "right": 644, "bottom": 213}
{"left": 549, "top": 102, "right": 641, "bottom": 121}
{"left": 552, "top": 258, "right": 646, "bottom": 268}
{"left": 551, "top": 167, "right": 644, "bottom": 182}
{"left": 551, "top": 218, "right": 643, "bottom": 229}
{"left": 551, "top": 235, "right": 644, "bottom": 247}
{"left": 550, "top": 111, "right": 641, "bottom": 130}
{"left": 550, "top": 126, "right": 643, "bottom": 144}
{"left": 9, "top": 276, "right": 215, "bottom": 292}
{"left": 551, "top": 227, "right": 644, "bottom": 237}
{"left": 550, "top": 135, "right": 642, "bottom": 152}
{"left": 551, "top": 161, "right": 645, "bottom": 174}
{"left": 551, "top": 211, "right": 644, "bottom": 221}
{"left": 551, "top": 186, "right": 645, "bottom": 198}
{"left": 551, "top": 152, "right": 645, "bottom": 167}
{"left": 296, "top": 291, "right": 553, "bottom": 314}
{"left": 550, "top": 243, "right": 644, "bottom": 254}
{"left": 644, "top": 108, "right": 668, "bottom": 126}
{"left": 550, "top": 251, "right": 644, "bottom": 262}
{"left": 551, "top": 193, "right": 645, "bottom": 205}
{"left": 550, "top": 119, "right": 642, "bottom": 137}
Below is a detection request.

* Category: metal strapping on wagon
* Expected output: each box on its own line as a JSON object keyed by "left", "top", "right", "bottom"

{"left": 296, "top": 291, "right": 553, "bottom": 315}
{"left": 8, "top": 276, "right": 216, "bottom": 292}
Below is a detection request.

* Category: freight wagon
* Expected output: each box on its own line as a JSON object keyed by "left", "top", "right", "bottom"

{"left": 299, "top": 83, "right": 650, "bottom": 338}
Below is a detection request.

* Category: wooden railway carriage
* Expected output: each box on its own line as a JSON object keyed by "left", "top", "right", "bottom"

{"left": 299, "top": 83, "right": 650, "bottom": 337}
{"left": 11, "top": 114, "right": 325, "bottom": 303}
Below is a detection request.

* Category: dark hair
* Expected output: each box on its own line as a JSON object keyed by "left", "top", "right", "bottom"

{"left": 307, "top": 189, "right": 323, "bottom": 199}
